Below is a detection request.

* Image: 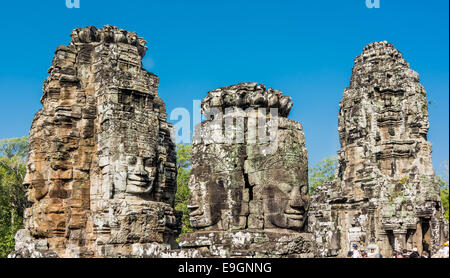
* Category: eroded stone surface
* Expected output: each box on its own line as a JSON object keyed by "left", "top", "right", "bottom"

{"left": 177, "top": 230, "right": 315, "bottom": 258}
{"left": 11, "top": 25, "right": 180, "bottom": 258}
{"left": 10, "top": 32, "right": 448, "bottom": 259}
{"left": 178, "top": 83, "right": 314, "bottom": 257}
{"left": 308, "top": 41, "right": 449, "bottom": 257}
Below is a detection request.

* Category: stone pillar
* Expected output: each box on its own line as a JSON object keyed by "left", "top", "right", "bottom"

{"left": 394, "top": 229, "right": 407, "bottom": 252}
{"left": 378, "top": 231, "right": 392, "bottom": 257}
{"left": 414, "top": 222, "right": 423, "bottom": 254}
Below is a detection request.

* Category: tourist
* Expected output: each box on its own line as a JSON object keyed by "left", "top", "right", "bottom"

{"left": 421, "top": 251, "right": 429, "bottom": 258}
{"left": 432, "top": 242, "right": 449, "bottom": 258}
{"left": 443, "top": 241, "right": 449, "bottom": 258}
{"left": 402, "top": 249, "right": 409, "bottom": 257}
{"left": 367, "top": 244, "right": 381, "bottom": 258}
{"left": 395, "top": 250, "right": 404, "bottom": 258}
{"left": 351, "top": 243, "right": 361, "bottom": 258}
{"left": 347, "top": 251, "right": 353, "bottom": 258}
{"left": 361, "top": 250, "right": 368, "bottom": 258}
{"left": 409, "top": 247, "right": 420, "bottom": 258}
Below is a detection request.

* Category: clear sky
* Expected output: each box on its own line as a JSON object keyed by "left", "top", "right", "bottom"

{"left": 0, "top": 0, "right": 448, "bottom": 175}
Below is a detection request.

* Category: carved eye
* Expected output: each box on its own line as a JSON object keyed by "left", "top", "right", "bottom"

{"left": 128, "top": 157, "right": 137, "bottom": 165}
{"left": 278, "top": 183, "right": 292, "bottom": 194}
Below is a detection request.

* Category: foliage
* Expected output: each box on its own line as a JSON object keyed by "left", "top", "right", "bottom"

{"left": 176, "top": 144, "right": 192, "bottom": 169}
{"left": 174, "top": 144, "right": 194, "bottom": 238}
{"left": 0, "top": 137, "right": 28, "bottom": 257}
{"left": 0, "top": 136, "right": 28, "bottom": 159}
{"left": 308, "top": 156, "right": 338, "bottom": 194}
{"left": 436, "top": 175, "right": 449, "bottom": 220}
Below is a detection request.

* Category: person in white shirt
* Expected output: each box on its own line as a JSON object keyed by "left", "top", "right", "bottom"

{"left": 351, "top": 243, "right": 361, "bottom": 258}
{"left": 443, "top": 242, "right": 449, "bottom": 258}
{"left": 367, "top": 244, "right": 382, "bottom": 258}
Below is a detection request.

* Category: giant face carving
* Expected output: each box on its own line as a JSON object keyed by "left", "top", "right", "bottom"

{"left": 103, "top": 89, "right": 162, "bottom": 199}
{"left": 187, "top": 138, "right": 242, "bottom": 229}
{"left": 125, "top": 155, "right": 157, "bottom": 194}
{"left": 249, "top": 121, "right": 309, "bottom": 231}
{"left": 263, "top": 176, "right": 309, "bottom": 231}
{"left": 188, "top": 173, "right": 227, "bottom": 228}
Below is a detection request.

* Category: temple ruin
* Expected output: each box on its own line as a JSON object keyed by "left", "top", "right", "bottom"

{"left": 8, "top": 26, "right": 448, "bottom": 258}
{"left": 10, "top": 25, "right": 180, "bottom": 258}
{"left": 175, "top": 83, "right": 315, "bottom": 258}
{"left": 308, "top": 41, "right": 448, "bottom": 257}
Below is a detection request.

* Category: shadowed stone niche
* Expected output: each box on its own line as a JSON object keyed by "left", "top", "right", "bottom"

{"left": 170, "top": 83, "right": 315, "bottom": 258}
{"left": 9, "top": 25, "right": 181, "bottom": 258}
{"left": 308, "top": 41, "right": 449, "bottom": 258}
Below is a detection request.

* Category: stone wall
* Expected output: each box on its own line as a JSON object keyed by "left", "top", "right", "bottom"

{"left": 10, "top": 26, "right": 181, "bottom": 258}
{"left": 308, "top": 41, "right": 448, "bottom": 258}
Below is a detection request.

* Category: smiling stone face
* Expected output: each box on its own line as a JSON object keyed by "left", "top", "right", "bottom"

{"left": 188, "top": 173, "right": 227, "bottom": 228}
{"left": 125, "top": 155, "right": 157, "bottom": 195}
{"left": 177, "top": 83, "right": 313, "bottom": 258}
{"left": 187, "top": 136, "right": 246, "bottom": 230}
{"left": 101, "top": 92, "right": 160, "bottom": 199}
{"left": 263, "top": 180, "right": 309, "bottom": 230}
{"left": 188, "top": 85, "right": 309, "bottom": 233}
{"left": 246, "top": 117, "right": 309, "bottom": 231}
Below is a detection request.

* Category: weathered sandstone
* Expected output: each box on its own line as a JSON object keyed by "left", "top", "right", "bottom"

{"left": 308, "top": 41, "right": 448, "bottom": 257}
{"left": 10, "top": 25, "right": 181, "bottom": 258}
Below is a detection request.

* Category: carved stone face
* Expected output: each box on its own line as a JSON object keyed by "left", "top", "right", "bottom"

{"left": 264, "top": 178, "right": 309, "bottom": 231}
{"left": 101, "top": 89, "right": 162, "bottom": 199}
{"left": 246, "top": 120, "right": 309, "bottom": 231}
{"left": 188, "top": 173, "right": 226, "bottom": 228}
{"left": 125, "top": 155, "right": 157, "bottom": 195}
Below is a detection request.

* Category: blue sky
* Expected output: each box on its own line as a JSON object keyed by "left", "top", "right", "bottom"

{"left": 0, "top": 0, "right": 448, "bottom": 176}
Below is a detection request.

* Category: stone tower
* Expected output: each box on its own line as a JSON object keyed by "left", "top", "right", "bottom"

{"left": 309, "top": 41, "right": 448, "bottom": 257}
{"left": 11, "top": 26, "right": 180, "bottom": 258}
{"left": 177, "top": 83, "right": 316, "bottom": 258}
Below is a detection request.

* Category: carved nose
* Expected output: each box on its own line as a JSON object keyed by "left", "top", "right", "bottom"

{"left": 287, "top": 186, "right": 305, "bottom": 211}
{"left": 132, "top": 158, "right": 147, "bottom": 175}
{"left": 23, "top": 172, "right": 32, "bottom": 186}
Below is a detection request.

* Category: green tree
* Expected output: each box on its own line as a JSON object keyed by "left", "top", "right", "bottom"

{"left": 308, "top": 156, "right": 338, "bottom": 194}
{"left": 0, "top": 137, "right": 28, "bottom": 257}
{"left": 0, "top": 136, "right": 28, "bottom": 159}
{"left": 436, "top": 175, "right": 449, "bottom": 220}
{"left": 174, "top": 144, "right": 193, "bottom": 237}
